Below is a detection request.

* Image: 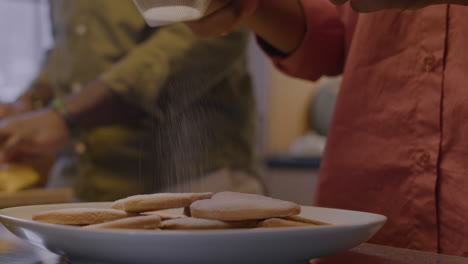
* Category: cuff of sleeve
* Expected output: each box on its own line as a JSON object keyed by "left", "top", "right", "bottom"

{"left": 51, "top": 98, "right": 80, "bottom": 139}
{"left": 257, "top": 0, "right": 344, "bottom": 81}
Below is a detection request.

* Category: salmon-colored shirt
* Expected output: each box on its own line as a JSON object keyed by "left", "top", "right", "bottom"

{"left": 266, "top": 0, "right": 468, "bottom": 257}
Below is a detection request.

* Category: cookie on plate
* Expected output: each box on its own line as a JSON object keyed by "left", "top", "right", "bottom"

{"left": 281, "top": 215, "right": 329, "bottom": 226}
{"left": 32, "top": 208, "right": 128, "bottom": 225}
{"left": 190, "top": 195, "right": 301, "bottom": 221}
{"left": 257, "top": 218, "right": 313, "bottom": 228}
{"left": 140, "top": 210, "right": 188, "bottom": 220}
{"left": 111, "top": 193, "right": 213, "bottom": 213}
{"left": 83, "top": 215, "right": 161, "bottom": 230}
{"left": 161, "top": 217, "right": 257, "bottom": 230}
{"left": 211, "top": 191, "right": 272, "bottom": 201}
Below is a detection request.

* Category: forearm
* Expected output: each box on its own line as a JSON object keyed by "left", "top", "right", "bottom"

{"left": 64, "top": 81, "right": 145, "bottom": 131}
{"left": 19, "top": 83, "right": 54, "bottom": 109}
{"left": 0, "top": 83, "right": 54, "bottom": 119}
{"left": 244, "top": 0, "right": 306, "bottom": 54}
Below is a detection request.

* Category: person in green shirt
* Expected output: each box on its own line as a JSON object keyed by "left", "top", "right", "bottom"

{"left": 0, "top": 0, "right": 265, "bottom": 201}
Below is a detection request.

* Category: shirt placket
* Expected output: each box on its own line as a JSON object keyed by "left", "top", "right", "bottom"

{"left": 57, "top": 1, "right": 91, "bottom": 155}
{"left": 411, "top": 5, "right": 449, "bottom": 252}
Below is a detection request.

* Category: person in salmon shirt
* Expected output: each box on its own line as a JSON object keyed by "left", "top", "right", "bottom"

{"left": 186, "top": 0, "right": 468, "bottom": 257}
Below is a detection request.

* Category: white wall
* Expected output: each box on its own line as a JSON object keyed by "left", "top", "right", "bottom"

{"left": 247, "top": 35, "right": 319, "bottom": 156}
{"left": 0, "top": 0, "right": 51, "bottom": 102}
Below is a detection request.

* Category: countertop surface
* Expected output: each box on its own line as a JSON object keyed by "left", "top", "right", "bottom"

{"left": 1, "top": 225, "right": 467, "bottom": 264}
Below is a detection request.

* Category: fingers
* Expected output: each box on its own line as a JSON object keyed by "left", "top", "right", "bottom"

{"left": 0, "top": 119, "right": 26, "bottom": 163}
{"left": 203, "top": 0, "right": 231, "bottom": 16}
{"left": 186, "top": 0, "right": 259, "bottom": 37}
{"left": 0, "top": 110, "right": 70, "bottom": 165}
{"left": 0, "top": 132, "right": 20, "bottom": 163}
{"left": 0, "top": 105, "right": 12, "bottom": 120}
{"left": 187, "top": 1, "right": 240, "bottom": 37}
{"left": 0, "top": 132, "right": 40, "bottom": 163}
{"left": 0, "top": 102, "right": 33, "bottom": 120}
{"left": 0, "top": 147, "right": 34, "bottom": 164}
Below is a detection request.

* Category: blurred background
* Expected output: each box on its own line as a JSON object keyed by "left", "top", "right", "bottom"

{"left": 0, "top": 0, "right": 52, "bottom": 102}
{"left": 0, "top": 0, "right": 339, "bottom": 205}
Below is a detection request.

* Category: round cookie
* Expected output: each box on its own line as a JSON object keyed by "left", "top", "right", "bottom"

{"left": 83, "top": 215, "right": 161, "bottom": 230}
{"left": 212, "top": 191, "right": 272, "bottom": 201}
{"left": 160, "top": 217, "right": 257, "bottom": 230}
{"left": 190, "top": 197, "right": 301, "bottom": 221}
{"left": 257, "top": 218, "right": 313, "bottom": 228}
{"left": 141, "top": 210, "right": 188, "bottom": 220}
{"left": 281, "top": 215, "right": 329, "bottom": 226}
{"left": 111, "top": 192, "right": 213, "bottom": 213}
{"left": 32, "top": 208, "right": 128, "bottom": 225}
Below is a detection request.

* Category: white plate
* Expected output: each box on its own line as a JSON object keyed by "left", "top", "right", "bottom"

{"left": 0, "top": 202, "right": 386, "bottom": 264}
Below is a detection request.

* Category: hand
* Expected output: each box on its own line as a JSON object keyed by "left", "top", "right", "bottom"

{"left": 0, "top": 98, "right": 34, "bottom": 120}
{"left": 187, "top": 0, "right": 305, "bottom": 54}
{"left": 186, "top": 0, "right": 260, "bottom": 37}
{"left": 331, "top": 0, "right": 468, "bottom": 12}
{"left": 0, "top": 109, "right": 71, "bottom": 163}
{"left": 0, "top": 84, "right": 53, "bottom": 120}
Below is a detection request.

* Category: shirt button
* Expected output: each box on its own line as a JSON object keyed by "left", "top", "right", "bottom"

{"left": 74, "top": 24, "right": 87, "bottom": 36}
{"left": 71, "top": 82, "right": 82, "bottom": 94}
{"left": 75, "top": 141, "right": 86, "bottom": 154}
{"left": 419, "top": 152, "right": 431, "bottom": 168}
{"left": 424, "top": 55, "right": 436, "bottom": 72}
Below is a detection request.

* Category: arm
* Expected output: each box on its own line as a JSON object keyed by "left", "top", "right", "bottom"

{"left": 0, "top": 69, "right": 137, "bottom": 164}
{"left": 188, "top": 0, "right": 346, "bottom": 81}
{"left": 62, "top": 81, "right": 145, "bottom": 132}
{"left": 260, "top": 0, "right": 346, "bottom": 81}
{"left": 0, "top": 24, "right": 249, "bottom": 163}
{"left": 196, "top": 0, "right": 306, "bottom": 54}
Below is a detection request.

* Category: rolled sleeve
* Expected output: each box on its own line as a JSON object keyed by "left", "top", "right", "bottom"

{"left": 259, "top": 0, "right": 346, "bottom": 81}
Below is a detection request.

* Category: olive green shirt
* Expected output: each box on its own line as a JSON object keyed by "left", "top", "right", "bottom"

{"left": 37, "top": 0, "right": 258, "bottom": 201}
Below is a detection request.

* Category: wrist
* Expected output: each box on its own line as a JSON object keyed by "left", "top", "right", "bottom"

{"left": 50, "top": 98, "right": 81, "bottom": 139}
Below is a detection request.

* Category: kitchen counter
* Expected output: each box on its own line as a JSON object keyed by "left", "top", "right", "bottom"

{"left": 1, "top": 225, "right": 467, "bottom": 264}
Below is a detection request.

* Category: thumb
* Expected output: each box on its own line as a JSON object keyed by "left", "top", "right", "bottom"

{"left": 204, "top": 0, "right": 231, "bottom": 16}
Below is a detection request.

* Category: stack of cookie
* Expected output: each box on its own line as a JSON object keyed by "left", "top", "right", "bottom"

{"left": 32, "top": 192, "right": 328, "bottom": 230}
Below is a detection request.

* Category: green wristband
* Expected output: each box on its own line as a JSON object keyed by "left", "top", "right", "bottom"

{"left": 51, "top": 98, "right": 80, "bottom": 139}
